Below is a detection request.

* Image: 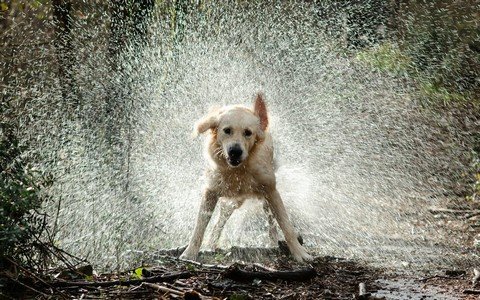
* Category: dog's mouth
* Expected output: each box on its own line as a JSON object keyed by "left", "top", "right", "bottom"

{"left": 227, "top": 157, "right": 242, "bottom": 167}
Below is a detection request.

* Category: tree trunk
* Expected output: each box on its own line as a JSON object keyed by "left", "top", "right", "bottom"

{"left": 106, "top": 0, "right": 155, "bottom": 194}
{"left": 52, "top": 0, "right": 75, "bottom": 111}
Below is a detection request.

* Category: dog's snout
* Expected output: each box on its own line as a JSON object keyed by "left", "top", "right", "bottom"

{"left": 228, "top": 145, "right": 243, "bottom": 159}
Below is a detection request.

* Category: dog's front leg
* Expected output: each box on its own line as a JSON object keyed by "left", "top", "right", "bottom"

{"left": 262, "top": 200, "right": 279, "bottom": 246}
{"left": 209, "top": 198, "right": 244, "bottom": 250}
{"left": 266, "top": 189, "right": 313, "bottom": 262}
{"left": 180, "top": 189, "right": 219, "bottom": 261}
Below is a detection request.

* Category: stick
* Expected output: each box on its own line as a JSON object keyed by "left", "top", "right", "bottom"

{"left": 359, "top": 283, "right": 367, "bottom": 295}
{"left": 427, "top": 207, "right": 475, "bottom": 215}
{"left": 52, "top": 271, "right": 191, "bottom": 288}
{"left": 176, "top": 257, "right": 229, "bottom": 270}
{"left": 142, "top": 282, "right": 183, "bottom": 295}
{"left": 473, "top": 268, "right": 480, "bottom": 287}
{"left": 223, "top": 265, "right": 317, "bottom": 282}
{"left": 466, "top": 211, "right": 480, "bottom": 219}
{"left": 464, "top": 289, "right": 480, "bottom": 295}
{"left": 143, "top": 283, "right": 207, "bottom": 299}
{"left": 4, "top": 257, "right": 70, "bottom": 298}
{"left": 7, "top": 276, "right": 49, "bottom": 298}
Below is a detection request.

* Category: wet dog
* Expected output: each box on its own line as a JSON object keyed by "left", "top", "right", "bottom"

{"left": 180, "top": 93, "right": 312, "bottom": 262}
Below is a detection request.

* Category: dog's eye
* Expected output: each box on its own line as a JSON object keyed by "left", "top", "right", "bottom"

{"left": 223, "top": 128, "right": 232, "bottom": 135}
{"left": 244, "top": 129, "right": 252, "bottom": 137}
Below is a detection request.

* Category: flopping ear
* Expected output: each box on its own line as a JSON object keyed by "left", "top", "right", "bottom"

{"left": 254, "top": 92, "right": 268, "bottom": 131}
{"left": 194, "top": 107, "right": 221, "bottom": 136}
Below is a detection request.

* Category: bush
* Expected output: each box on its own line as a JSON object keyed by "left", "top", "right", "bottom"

{"left": 0, "top": 103, "right": 51, "bottom": 268}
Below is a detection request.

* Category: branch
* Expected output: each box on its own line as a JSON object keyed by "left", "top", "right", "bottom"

{"left": 223, "top": 264, "right": 317, "bottom": 282}
{"left": 52, "top": 271, "right": 192, "bottom": 288}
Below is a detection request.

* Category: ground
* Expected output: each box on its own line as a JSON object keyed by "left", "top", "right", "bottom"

{"left": 3, "top": 246, "right": 479, "bottom": 299}
{"left": 1, "top": 198, "right": 480, "bottom": 299}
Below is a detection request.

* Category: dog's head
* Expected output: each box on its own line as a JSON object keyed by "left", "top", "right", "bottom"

{"left": 195, "top": 93, "right": 269, "bottom": 168}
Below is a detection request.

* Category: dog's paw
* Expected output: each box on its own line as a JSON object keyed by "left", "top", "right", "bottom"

{"left": 292, "top": 250, "right": 313, "bottom": 262}
{"left": 292, "top": 252, "right": 312, "bottom": 262}
{"left": 179, "top": 248, "right": 198, "bottom": 261}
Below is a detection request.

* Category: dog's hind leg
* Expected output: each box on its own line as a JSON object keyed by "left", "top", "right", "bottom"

{"left": 209, "top": 198, "right": 243, "bottom": 249}
{"left": 266, "top": 189, "right": 313, "bottom": 262}
{"left": 180, "top": 189, "right": 219, "bottom": 261}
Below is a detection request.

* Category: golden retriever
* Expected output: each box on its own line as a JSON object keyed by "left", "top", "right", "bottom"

{"left": 180, "top": 93, "right": 313, "bottom": 262}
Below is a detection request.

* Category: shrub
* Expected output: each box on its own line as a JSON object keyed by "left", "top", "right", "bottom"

{"left": 0, "top": 103, "right": 52, "bottom": 269}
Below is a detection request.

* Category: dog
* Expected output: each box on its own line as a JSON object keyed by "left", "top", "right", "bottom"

{"left": 180, "top": 93, "right": 313, "bottom": 262}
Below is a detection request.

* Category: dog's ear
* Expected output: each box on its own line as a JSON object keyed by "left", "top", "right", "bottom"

{"left": 194, "top": 106, "right": 221, "bottom": 136}
{"left": 254, "top": 92, "right": 268, "bottom": 131}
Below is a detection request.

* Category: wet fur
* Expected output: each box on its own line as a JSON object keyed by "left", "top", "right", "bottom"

{"left": 180, "top": 93, "right": 313, "bottom": 262}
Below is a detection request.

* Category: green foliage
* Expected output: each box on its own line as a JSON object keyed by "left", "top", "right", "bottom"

{"left": 357, "top": 1, "right": 480, "bottom": 107}
{"left": 0, "top": 103, "right": 51, "bottom": 265}
{"left": 398, "top": 1, "right": 480, "bottom": 105}
{"left": 132, "top": 267, "right": 144, "bottom": 279}
{"left": 356, "top": 42, "right": 411, "bottom": 75}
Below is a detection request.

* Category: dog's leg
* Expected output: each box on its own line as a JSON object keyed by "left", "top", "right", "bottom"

{"left": 209, "top": 199, "right": 239, "bottom": 249}
{"left": 266, "top": 189, "right": 313, "bottom": 262}
{"left": 262, "top": 200, "right": 279, "bottom": 246}
{"left": 180, "top": 189, "right": 219, "bottom": 261}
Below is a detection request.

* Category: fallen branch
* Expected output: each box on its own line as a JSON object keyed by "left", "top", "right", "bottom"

{"left": 223, "top": 264, "right": 317, "bottom": 282}
{"left": 464, "top": 289, "right": 480, "bottom": 295}
{"left": 142, "top": 282, "right": 183, "bottom": 295}
{"left": 52, "top": 271, "right": 192, "bottom": 288}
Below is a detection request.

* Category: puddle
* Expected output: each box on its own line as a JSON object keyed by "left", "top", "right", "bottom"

{"left": 373, "top": 278, "right": 462, "bottom": 300}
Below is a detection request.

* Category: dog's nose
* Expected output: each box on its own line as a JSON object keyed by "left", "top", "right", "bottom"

{"left": 228, "top": 145, "right": 243, "bottom": 160}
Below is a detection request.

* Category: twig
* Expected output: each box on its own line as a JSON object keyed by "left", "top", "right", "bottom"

{"left": 464, "top": 289, "right": 480, "bottom": 295}
{"left": 143, "top": 283, "right": 208, "bottom": 299}
{"left": 175, "top": 256, "right": 229, "bottom": 270}
{"left": 7, "top": 276, "right": 50, "bottom": 298}
{"left": 52, "top": 271, "right": 192, "bottom": 288}
{"left": 466, "top": 211, "right": 480, "bottom": 219}
{"left": 427, "top": 207, "right": 473, "bottom": 215}
{"left": 29, "top": 232, "right": 77, "bottom": 270}
{"left": 5, "top": 257, "right": 70, "bottom": 298}
{"left": 0, "top": 292, "right": 16, "bottom": 300}
{"left": 473, "top": 268, "right": 480, "bottom": 287}
{"left": 223, "top": 264, "right": 317, "bottom": 282}
{"left": 52, "top": 196, "right": 62, "bottom": 239}
{"left": 279, "top": 292, "right": 296, "bottom": 299}
{"left": 417, "top": 272, "right": 465, "bottom": 282}
{"left": 252, "top": 263, "right": 277, "bottom": 272}
{"left": 142, "top": 282, "right": 183, "bottom": 295}
{"left": 358, "top": 282, "right": 371, "bottom": 298}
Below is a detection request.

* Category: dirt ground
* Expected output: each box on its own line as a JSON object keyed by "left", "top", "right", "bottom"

{"left": 3, "top": 247, "right": 479, "bottom": 299}
{"left": 2, "top": 198, "right": 480, "bottom": 299}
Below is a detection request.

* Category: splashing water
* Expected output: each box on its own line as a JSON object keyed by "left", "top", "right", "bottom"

{"left": 5, "top": 2, "right": 476, "bottom": 270}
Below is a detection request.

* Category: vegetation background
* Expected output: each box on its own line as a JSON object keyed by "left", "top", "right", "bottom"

{"left": 1, "top": 0, "right": 479, "bottom": 292}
